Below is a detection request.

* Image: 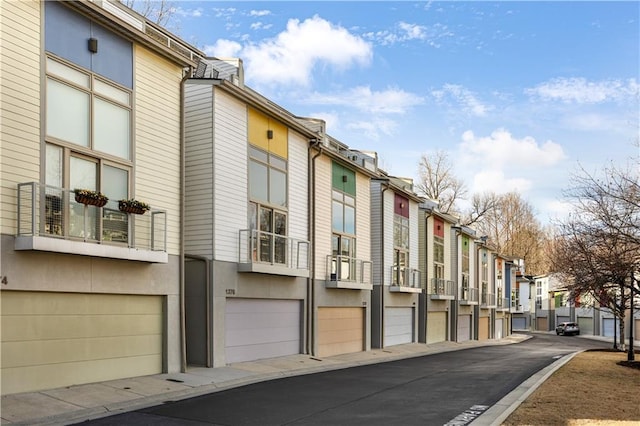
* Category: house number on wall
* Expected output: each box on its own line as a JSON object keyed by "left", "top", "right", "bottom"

{"left": 226, "top": 289, "right": 236, "bottom": 295}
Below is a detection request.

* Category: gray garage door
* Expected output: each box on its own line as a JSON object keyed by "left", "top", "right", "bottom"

{"left": 577, "top": 316, "right": 593, "bottom": 335}
{"left": 495, "top": 319, "right": 503, "bottom": 339}
{"left": 225, "top": 298, "right": 301, "bottom": 364}
{"left": 384, "top": 307, "right": 413, "bottom": 346}
{"left": 603, "top": 318, "right": 616, "bottom": 337}
{"left": 512, "top": 317, "right": 526, "bottom": 330}
{"left": 557, "top": 316, "right": 570, "bottom": 325}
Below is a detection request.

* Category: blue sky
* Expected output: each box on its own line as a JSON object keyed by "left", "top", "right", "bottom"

{"left": 161, "top": 1, "right": 639, "bottom": 223}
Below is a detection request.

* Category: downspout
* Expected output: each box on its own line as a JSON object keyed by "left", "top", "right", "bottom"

{"left": 179, "top": 67, "right": 192, "bottom": 373}
{"left": 419, "top": 208, "right": 432, "bottom": 343}
{"left": 372, "top": 179, "right": 390, "bottom": 348}
{"left": 307, "top": 140, "right": 322, "bottom": 356}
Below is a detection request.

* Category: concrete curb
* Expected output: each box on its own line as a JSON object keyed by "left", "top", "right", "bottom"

{"left": 470, "top": 350, "right": 583, "bottom": 426}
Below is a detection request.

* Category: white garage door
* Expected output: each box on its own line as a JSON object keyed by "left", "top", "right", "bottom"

{"left": 384, "top": 307, "right": 413, "bottom": 346}
{"left": 427, "top": 311, "right": 447, "bottom": 344}
{"left": 495, "top": 319, "right": 503, "bottom": 339}
{"left": 603, "top": 318, "right": 616, "bottom": 337}
{"left": 457, "top": 315, "right": 471, "bottom": 342}
{"left": 557, "top": 316, "right": 570, "bottom": 325}
{"left": 225, "top": 299, "right": 301, "bottom": 364}
{"left": 512, "top": 317, "right": 526, "bottom": 330}
{"left": 1, "top": 291, "right": 162, "bottom": 395}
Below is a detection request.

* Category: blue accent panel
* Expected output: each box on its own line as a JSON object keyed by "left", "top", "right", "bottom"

{"left": 45, "top": 1, "right": 91, "bottom": 69}
{"left": 91, "top": 24, "right": 133, "bottom": 88}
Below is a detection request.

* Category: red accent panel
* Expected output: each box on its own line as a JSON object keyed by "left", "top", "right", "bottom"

{"left": 394, "top": 194, "right": 409, "bottom": 218}
{"left": 434, "top": 217, "right": 444, "bottom": 237}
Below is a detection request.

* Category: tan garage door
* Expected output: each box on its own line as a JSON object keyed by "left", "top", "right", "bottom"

{"left": 478, "top": 317, "right": 490, "bottom": 340}
{"left": 318, "top": 307, "right": 364, "bottom": 357}
{"left": 537, "top": 317, "right": 548, "bottom": 332}
{"left": 427, "top": 311, "right": 447, "bottom": 344}
{"left": 1, "top": 291, "right": 162, "bottom": 395}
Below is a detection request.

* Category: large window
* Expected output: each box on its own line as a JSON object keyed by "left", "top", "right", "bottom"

{"left": 247, "top": 111, "right": 288, "bottom": 265}
{"left": 433, "top": 218, "right": 444, "bottom": 282}
{"left": 461, "top": 236, "right": 470, "bottom": 296}
{"left": 393, "top": 195, "right": 409, "bottom": 285}
{"left": 331, "top": 162, "right": 356, "bottom": 280}
{"left": 45, "top": 56, "right": 133, "bottom": 243}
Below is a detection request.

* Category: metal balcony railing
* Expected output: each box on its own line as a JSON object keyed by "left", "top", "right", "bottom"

{"left": 481, "top": 293, "right": 496, "bottom": 307}
{"left": 430, "top": 278, "right": 455, "bottom": 299}
{"left": 17, "top": 182, "right": 166, "bottom": 252}
{"left": 497, "top": 297, "right": 510, "bottom": 310}
{"left": 326, "top": 255, "right": 372, "bottom": 285}
{"left": 390, "top": 266, "right": 421, "bottom": 289}
{"left": 238, "top": 229, "right": 310, "bottom": 273}
{"left": 460, "top": 286, "right": 479, "bottom": 304}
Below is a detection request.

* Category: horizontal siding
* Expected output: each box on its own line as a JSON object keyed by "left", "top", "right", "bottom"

{"left": 213, "top": 89, "right": 247, "bottom": 262}
{"left": 382, "top": 190, "right": 394, "bottom": 285}
{"left": 0, "top": 0, "right": 41, "bottom": 235}
{"left": 288, "top": 131, "right": 308, "bottom": 242}
{"left": 355, "top": 172, "right": 371, "bottom": 262}
{"left": 369, "top": 181, "right": 382, "bottom": 285}
{"left": 184, "top": 83, "right": 214, "bottom": 258}
{"left": 313, "top": 155, "right": 333, "bottom": 280}
{"left": 134, "top": 46, "right": 183, "bottom": 255}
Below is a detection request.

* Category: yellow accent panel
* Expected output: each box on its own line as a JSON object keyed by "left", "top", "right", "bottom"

{"left": 269, "top": 119, "right": 288, "bottom": 159}
{"left": 317, "top": 307, "right": 364, "bottom": 357}
{"left": 247, "top": 107, "right": 288, "bottom": 159}
{"left": 248, "top": 108, "right": 269, "bottom": 151}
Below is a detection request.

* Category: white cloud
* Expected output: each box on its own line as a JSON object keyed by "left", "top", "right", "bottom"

{"left": 236, "top": 16, "right": 372, "bottom": 87}
{"left": 525, "top": 77, "right": 639, "bottom": 104}
{"left": 173, "top": 7, "right": 203, "bottom": 18}
{"left": 431, "top": 84, "right": 492, "bottom": 117}
{"left": 203, "top": 39, "right": 242, "bottom": 57}
{"left": 471, "top": 169, "right": 532, "bottom": 194}
{"left": 347, "top": 118, "right": 397, "bottom": 140}
{"left": 309, "top": 86, "right": 424, "bottom": 114}
{"left": 250, "top": 10, "right": 271, "bottom": 17}
{"left": 250, "top": 22, "right": 273, "bottom": 31}
{"left": 363, "top": 22, "right": 453, "bottom": 47}
{"left": 460, "top": 128, "right": 565, "bottom": 168}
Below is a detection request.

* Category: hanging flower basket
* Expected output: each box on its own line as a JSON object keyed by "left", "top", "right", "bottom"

{"left": 74, "top": 189, "right": 108, "bottom": 207}
{"left": 118, "top": 199, "right": 150, "bottom": 215}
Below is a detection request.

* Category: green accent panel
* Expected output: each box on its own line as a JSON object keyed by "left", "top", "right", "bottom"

{"left": 462, "top": 236, "right": 469, "bottom": 253}
{"left": 332, "top": 161, "right": 356, "bottom": 195}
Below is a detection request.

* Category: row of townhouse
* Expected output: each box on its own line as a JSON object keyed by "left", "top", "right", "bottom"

{"left": 0, "top": 0, "right": 520, "bottom": 395}
{"left": 527, "top": 274, "right": 640, "bottom": 340}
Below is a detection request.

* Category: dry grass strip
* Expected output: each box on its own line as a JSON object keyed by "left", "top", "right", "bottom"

{"left": 503, "top": 351, "right": 640, "bottom": 425}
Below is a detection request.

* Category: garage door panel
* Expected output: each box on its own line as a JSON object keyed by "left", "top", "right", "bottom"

{"left": 384, "top": 307, "right": 413, "bottom": 347}
{"left": 318, "top": 307, "right": 364, "bottom": 357}
{"left": 226, "top": 312, "right": 300, "bottom": 331}
{"left": 577, "top": 317, "right": 593, "bottom": 335}
{"left": 513, "top": 317, "right": 526, "bottom": 330}
{"left": 225, "top": 299, "right": 301, "bottom": 364}
{"left": 457, "top": 314, "right": 471, "bottom": 342}
{"left": 427, "top": 312, "right": 447, "bottom": 344}
{"left": 495, "top": 319, "right": 503, "bottom": 339}
{"left": 478, "top": 317, "right": 489, "bottom": 340}
{"left": 2, "top": 314, "right": 162, "bottom": 341}
{"left": 1, "top": 291, "right": 163, "bottom": 395}
{"left": 2, "top": 334, "right": 162, "bottom": 368}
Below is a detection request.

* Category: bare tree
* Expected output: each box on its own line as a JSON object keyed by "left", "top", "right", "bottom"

{"left": 472, "top": 191, "right": 546, "bottom": 275}
{"left": 550, "top": 161, "right": 640, "bottom": 349}
{"left": 417, "top": 151, "right": 467, "bottom": 215}
{"left": 119, "top": 0, "right": 176, "bottom": 27}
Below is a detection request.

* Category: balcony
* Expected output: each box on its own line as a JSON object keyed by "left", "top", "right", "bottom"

{"left": 389, "top": 267, "right": 422, "bottom": 294}
{"left": 15, "top": 183, "right": 167, "bottom": 263}
{"left": 481, "top": 293, "right": 497, "bottom": 308}
{"left": 497, "top": 297, "right": 511, "bottom": 311}
{"left": 459, "top": 286, "right": 479, "bottom": 305}
{"left": 429, "top": 278, "right": 455, "bottom": 300}
{"left": 238, "top": 229, "right": 310, "bottom": 278}
{"left": 511, "top": 302, "right": 524, "bottom": 313}
{"left": 325, "top": 255, "right": 372, "bottom": 290}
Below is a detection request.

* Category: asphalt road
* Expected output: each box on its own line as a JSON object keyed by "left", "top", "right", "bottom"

{"left": 77, "top": 334, "right": 608, "bottom": 426}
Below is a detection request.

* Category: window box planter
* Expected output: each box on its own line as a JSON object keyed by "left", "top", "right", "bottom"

{"left": 74, "top": 189, "right": 108, "bottom": 207}
{"left": 118, "top": 199, "right": 150, "bottom": 215}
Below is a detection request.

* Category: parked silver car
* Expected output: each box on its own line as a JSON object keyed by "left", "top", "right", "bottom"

{"left": 556, "top": 322, "right": 580, "bottom": 336}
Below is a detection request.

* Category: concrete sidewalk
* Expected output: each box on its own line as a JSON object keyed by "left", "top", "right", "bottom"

{"left": 1, "top": 335, "right": 530, "bottom": 425}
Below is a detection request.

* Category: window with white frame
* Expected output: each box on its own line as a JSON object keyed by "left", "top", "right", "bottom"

{"left": 331, "top": 162, "right": 356, "bottom": 281}
{"left": 392, "top": 194, "right": 409, "bottom": 285}
{"left": 45, "top": 56, "right": 133, "bottom": 242}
